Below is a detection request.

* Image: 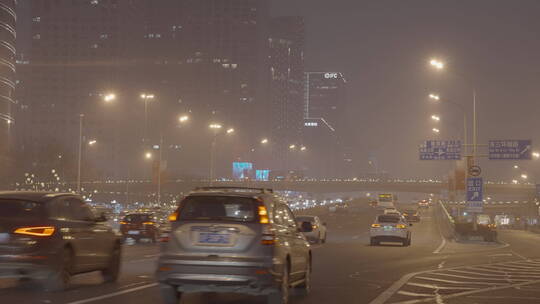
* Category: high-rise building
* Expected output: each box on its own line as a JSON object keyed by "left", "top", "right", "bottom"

{"left": 303, "top": 71, "right": 349, "bottom": 177}
{"left": 16, "top": 0, "right": 272, "bottom": 181}
{"left": 266, "top": 16, "right": 305, "bottom": 170}
{"left": 0, "top": 0, "right": 16, "bottom": 186}
{"left": 304, "top": 71, "right": 347, "bottom": 131}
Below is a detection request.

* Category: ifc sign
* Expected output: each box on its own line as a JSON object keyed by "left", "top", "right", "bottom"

{"left": 324, "top": 73, "right": 338, "bottom": 79}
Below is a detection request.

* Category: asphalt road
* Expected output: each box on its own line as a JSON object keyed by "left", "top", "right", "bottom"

{"left": 3, "top": 204, "right": 540, "bottom": 304}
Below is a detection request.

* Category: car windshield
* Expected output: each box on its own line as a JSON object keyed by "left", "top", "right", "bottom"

{"left": 377, "top": 215, "right": 401, "bottom": 223}
{"left": 124, "top": 214, "right": 153, "bottom": 223}
{"left": 0, "top": 199, "right": 43, "bottom": 219}
{"left": 178, "top": 196, "right": 256, "bottom": 222}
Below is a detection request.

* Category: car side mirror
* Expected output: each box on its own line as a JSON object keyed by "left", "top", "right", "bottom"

{"left": 300, "top": 221, "right": 313, "bottom": 232}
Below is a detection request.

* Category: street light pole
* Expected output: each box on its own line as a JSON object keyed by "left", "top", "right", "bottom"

{"left": 210, "top": 134, "right": 217, "bottom": 186}
{"left": 77, "top": 114, "right": 84, "bottom": 193}
{"left": 157, "top": 134, "right": 163, "bottom": 205}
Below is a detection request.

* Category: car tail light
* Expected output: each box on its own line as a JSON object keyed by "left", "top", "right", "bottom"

{"left": 168, "top": 212, "right": 178, "bottom": 222}
{"left": 159, "top": 233, "right": 170, "bottom": 243}
{"left": 120, "top": 221, "right": 127, "bottom": 225}
{"left": 371, "top": 224, "right": 381, "bottom": 228}
{"left": 143, "top": 222, "right": 154, "bottom": 225}
{"left": 258, "top": 206, "right": 269, "bottom": 224}
{"left": 14, "top": 226, "right": 55, "bottom": 237}
{"left": 261, "top": 224, "right": 276, "bottom": 245}
{"left": 312, "top": 224, "right": 318, "bottom": 229}
{"left": 396, "top": 224, "right": 406, "bottom": 229}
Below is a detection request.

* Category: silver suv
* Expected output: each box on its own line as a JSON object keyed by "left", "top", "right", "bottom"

{"left": 156, "top": 187, "right": 313, "bottom": 304}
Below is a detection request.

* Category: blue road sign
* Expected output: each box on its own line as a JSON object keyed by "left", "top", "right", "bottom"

{"left": 419, "top": 140, "right": 461, "bottom": 160}
{"left": 489, "top": 140, "right": 532, "bottom": 160}
{"left": 466, "top": 177, "right": 483, "bottom": 213}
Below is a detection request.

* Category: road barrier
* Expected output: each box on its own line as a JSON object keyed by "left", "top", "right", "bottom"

{"left": 437, "top": 200, "right": 457, "bottom": 241}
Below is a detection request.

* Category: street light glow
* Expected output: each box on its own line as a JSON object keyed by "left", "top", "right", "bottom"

{"left": 209, "top": 123, "right": 222, "bottom": 129}
{"left": 533, "top": 152, "right": 540, "bottom": 158}
{"left": 521, "top": 174, "right": 528, "bottom": 179}
{"left": 103, "top": 93, "right": 116, "bottom": 102}
{"left": 145, "top": 152, "right": 153, "bottom": 159}
{"left": 261, "top": 138, "right": 269, "bottom": 144}
{"left": 178, "top": 115, "right": 189, "bottom": 123}
{"left": 431, "top": 115, "right": 441, "bottom": 121}
{"left": 432, "top": 128, "right": 440, "bottom": 133}
{"left": 300, "top": 146, "right": 307, "bottom": 151}
{"left": 429, "top": 94, "right": 440, "bottom": 101}
{"left": 289, "top": 144, "right": 296, "bottom": 150}
{"left": 430, "top": 59, "right": 445, "bottom": 70}
{"left": 513, "top": 165, "right": 519, "bottom": 169}
{"left": 88, "top": 140, "right": 97, "bottom": 146}
{"left": 141, "top": 93, "right": 155, "bottom": 100}
{"left": 512, "top": 179, "right": 519, "bottom": 184}
{"left": 226, "top": 128, "right": 235, "bottom": 134}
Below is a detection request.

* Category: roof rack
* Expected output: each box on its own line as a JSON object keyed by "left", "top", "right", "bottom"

{"left": 192, "top": 186, "right": 274, "bottom": 194}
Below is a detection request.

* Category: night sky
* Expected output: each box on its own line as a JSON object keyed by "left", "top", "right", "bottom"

{"left": 273, "top": 0, "right": 540, "bottom": 180}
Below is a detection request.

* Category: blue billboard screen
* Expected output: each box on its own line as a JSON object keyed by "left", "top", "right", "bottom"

{"left": 232, "top": 162, "right": 253, "bottom": 179}
{"left": 256, "top": 170, "right": 270, "bottom": 181}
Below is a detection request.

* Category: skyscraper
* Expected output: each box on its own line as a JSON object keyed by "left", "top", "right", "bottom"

{"left": 266, "top": 16, "right": 305, "bottom": 170}
{"left": 0, "top": 0, "right": 16, "bottom": 186}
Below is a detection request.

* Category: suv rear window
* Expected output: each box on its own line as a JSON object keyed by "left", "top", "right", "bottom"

{"left": 377, "top": 215, "right": 401, "bottom": 223}
{"left": 124, "top": 214, "right": 154, "bottom": 223}
{"left": 0, "top": 200, "right": 44, "bottom": 219}
{"left": 178, "top": 196, "right": 256, "bottom": 222}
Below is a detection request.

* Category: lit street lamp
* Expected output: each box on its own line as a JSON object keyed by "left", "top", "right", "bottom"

{"left": 521, "top": 174, "right": 528, "bottom": 180}
{"left": 513, "top": 165, "right": 519, "bottom": 169}
{"left": 533, "top": 152, "right": 540, "bottom": 159}
{"left": 261, "top": 138, "right": 269, "bottom": 144}
{"left": 88, "top": 140, "right": 97, "bottom": 146}
{"left": 289, "top": 144, "right": 296, "bottom": 150}
{"left": 103, "top": 93, "right": 116, "bottom": 103}
{"left": 431, "top": 115, "right": 441, "bottom": 122}
{"left": 226, "top": 128, "right": 235, "bottom": 134}
{"left": 429, "top": 93, "right": 440, "bottom": 101}
{"left": 145, "top": 152, "right": 153, "bottom": 159}
{"left": 300, "top": 146, "right": 307, "bottom": 151}
{"left": 430, "top": 59, "right": 445, "bottom": 70}
{"left": 208, "top": 123, "right": 233, "bottom": 184}
{"left": 178, "top": 115, "right": 189, "bottom": 123}
{"left": 432, "top": 128, "right": 440, "bottom": 134}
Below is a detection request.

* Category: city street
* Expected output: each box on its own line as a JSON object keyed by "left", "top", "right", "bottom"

{"left": 3, "top": 205, "right": 540, "bottom": 304}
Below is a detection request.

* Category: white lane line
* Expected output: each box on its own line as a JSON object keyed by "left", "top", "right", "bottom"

{"left": 510, "top": 250, "right": 530, "bottom": 261}
{"left": 65, "top": 283, "right": 158, "bottom": 304}
{"left": 368, "top": 271, "right": 423, "bottom": 304}
{"left": 406, "top": 282, "right": 476, "bottom": 290}
{"left": 415, "top": 276, "right": 504, "bottom": 286}
{"left": 447, "top": 269, "right": 540, "bottom": 279}
{"left": 427, "top": 272, "right": 529, "bottom": 282}
{"left": 488, "top": 253, "right": 513, "bottom": 257}
{"left": 432, "top": 209, "right": 447, "bottom": 254}
{"left": 388, "top": 279, "right": 540, "bottom": 304}
{"left": 397, "top": 290, "right": 433, "bottom": 297}
{"left": 437, "top": 261, "right": 446, "bottom": 269}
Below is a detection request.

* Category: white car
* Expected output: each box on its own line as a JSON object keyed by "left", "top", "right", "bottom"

{"left": 296, "top": 215, "right": 327, "bottom": 244}
{"left": 384, "top": 207, "right": 400, "bottom": 216}
{"left": 370, "top": 214, "right": 412, "bottom": 246}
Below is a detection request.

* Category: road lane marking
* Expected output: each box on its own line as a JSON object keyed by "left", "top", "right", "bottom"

{"left": 397, "top": 291, "right": 433, "bottom": 297}
{"left": 388, "top": 279, "right": 540, "bottom": 304}
{"left": 510, "top": 250, "right": 529, "bottom": 261}
{"left": 437, "top": 261, "right": 446, "bottom": 269}
{"left": 406, "top": 282, "right": 476, "bottom": 290}
{"left": 433, "top": 237, "right": 446, "bottom": 254}
{"left": 65, "top": 283, "right": 158, "bottom": 304}
{"left": 488, "top": 253, "right": 513, "bottom": 257}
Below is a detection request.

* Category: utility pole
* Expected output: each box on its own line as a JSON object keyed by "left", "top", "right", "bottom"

{"left": 77, "top": 114, "right": 84, "bottom": 193}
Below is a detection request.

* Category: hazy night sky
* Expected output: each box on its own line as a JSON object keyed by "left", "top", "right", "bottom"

{"left": 272, "top": 0, "right": 540, "bottom": 181}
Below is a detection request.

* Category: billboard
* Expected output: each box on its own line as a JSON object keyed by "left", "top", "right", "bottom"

{"left": 232, "top": 162, "right": 253, "bottom": 179}
{"left": 256, "top": 170, "right": 270, "bottom": 181}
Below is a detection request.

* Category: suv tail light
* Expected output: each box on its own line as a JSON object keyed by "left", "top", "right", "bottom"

{"left": 261, "top": 224, "right": 276, "bottom": 245}
{"left": 14, "top": 226, "right": 55, "bottom": 237}
{"left": 258, "top": 206, "right": 269, "bottom": 224}
{"left": 396, "top": 224, "right": 406, "bottom": 229}
{"left": 143, "top": 222, "right": 155, "bottom": 225}
{"left": 371, "top": 224, "right": 381, "bottom": 228}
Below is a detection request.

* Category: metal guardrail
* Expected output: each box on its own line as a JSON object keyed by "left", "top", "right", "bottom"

{"left": 437, "top": 200, "right": 456, "bottom": 240}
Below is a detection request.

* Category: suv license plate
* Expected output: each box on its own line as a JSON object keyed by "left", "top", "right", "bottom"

{"left": 198, "top": 233, "right": 231, "bottom": 245}
{"left": 383, "top": 226, "right": 393, "bottom": 231}
{"left": 128, "top": 230, "right": 140, "bottom": 235}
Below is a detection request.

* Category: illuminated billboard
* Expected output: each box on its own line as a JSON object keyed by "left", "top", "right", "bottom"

{"left": 232, "top": 162, "right": 253, "bottom": 179}
{"left": 256, "top": 170, "right": 270, "bottom": 181}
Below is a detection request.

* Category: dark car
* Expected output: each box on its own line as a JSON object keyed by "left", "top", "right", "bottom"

{"left": 120, "top": 213, "right": 160, "bottom": 243}
{"left": 156, "top": 187, "right": 313, "bottom": 304}
{"left": 0, "top": 191, "right": 121, "bottom": 291}
{"left": 402, "top": 209, "right": 420, "bottom": 222}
